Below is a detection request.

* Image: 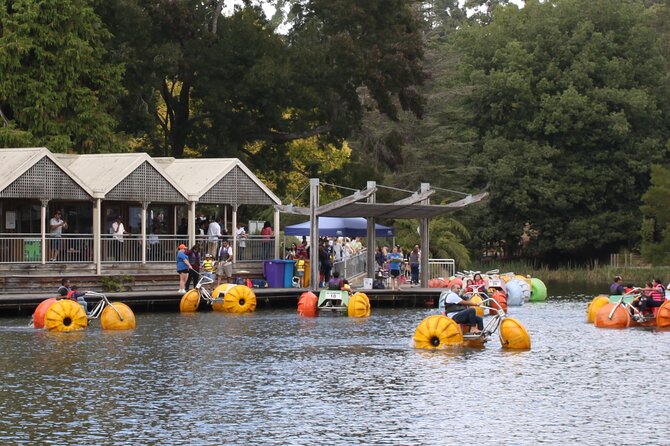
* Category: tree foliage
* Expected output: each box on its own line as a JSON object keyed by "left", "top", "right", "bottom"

{"left": 641, "top": 164, "right": 670, "bottom": 264}
{"left": 450, "top": 0, "right": 670, "bottom": 263}
{"left": 0, "top": 0, "right": 124, "bottom": 152}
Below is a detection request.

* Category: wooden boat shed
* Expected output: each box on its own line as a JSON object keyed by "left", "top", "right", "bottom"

{"left": 0, "top": 147, "right": 281, "bottom": 275}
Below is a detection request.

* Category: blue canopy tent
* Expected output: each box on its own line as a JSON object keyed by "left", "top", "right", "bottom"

{"left": 284, "top": 217, "right": 394, "bottom": 238}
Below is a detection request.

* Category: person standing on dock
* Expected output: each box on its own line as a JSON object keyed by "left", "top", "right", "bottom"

{"left": 386, "top": 246, "right": 403, "bottom": 290}
{"left": 409, "top": 245, "right": 420, "bottom": 286}
{"left": 176, "top": 244, "right": 193, "bottom": 294}
{"left": 217, "top": 239, "right": 233, "bottom": 286}
{"left": 49, "top": 210, "right": 67, "bottom": 261}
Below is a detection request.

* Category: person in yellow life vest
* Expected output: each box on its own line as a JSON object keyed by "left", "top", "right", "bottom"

{"left": 202, "top": 253, "right": 216, "bottom": 281}
{"left": 296, "top": 258, "right": 306, "bottom": 287}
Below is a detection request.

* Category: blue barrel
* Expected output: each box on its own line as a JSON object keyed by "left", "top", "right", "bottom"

{"left": 283, "top": 260, "right": 296, "bottom": 288}
{"left": 263, "top": 260, "right": 285, "bottom": 288}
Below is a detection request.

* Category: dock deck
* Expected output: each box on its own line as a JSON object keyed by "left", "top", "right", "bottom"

{"left": 0, "top": 286, "right": 442, "bottom": 314}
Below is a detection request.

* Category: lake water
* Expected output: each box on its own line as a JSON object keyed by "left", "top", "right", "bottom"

{"left": 0, "top": 282, "right": 668, "bottom": 445}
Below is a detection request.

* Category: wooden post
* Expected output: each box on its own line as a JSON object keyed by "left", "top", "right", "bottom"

{"left": 188, "top": 201, "right": 196, "bottom": 248}
{"left": 94, "top": 198, "right": 101, "bottom": 275}
{"left": 310, "top": 178, "right": 320, "bottom": 290}
{"left": 366, "top": 181, "right": 376, "bottom": 283}
{"left": 40, "top": 199, "right": 48, "bottom": 265}
{"left": 420, "top": 183, "right": 430, "bottom": 288}
{"left": 273, "top": 207, "right": 280, "bottom": 259}
{"left": 141, "top": 202, "right": 149, "bottom": 264}
{"left": 232, "top": 205, "right": 238, "bottom": 264}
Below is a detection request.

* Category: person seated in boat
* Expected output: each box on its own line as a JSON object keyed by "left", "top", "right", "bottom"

{"left": 342, "top": 279, "right": 352, "bottom": 295}
{"left": 442, "top": 283, "right": 484, "bottom": 335}
{"left": 327, "top": 271, "right": 344, "bottom": 290}
{"left": 57, "top": 278, "right": 89, "bottom": 315}
{"left": 610, "top": 275, "right": 624, "bottom": 295}
{"left": 632, "top": 278, "right": 665, "bottom": 315}
{"left": 624, "top": 283, "right": 637, "bottom": 294}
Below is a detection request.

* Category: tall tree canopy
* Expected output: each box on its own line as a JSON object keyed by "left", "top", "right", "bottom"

{"left": 451, "top": 0, "right": 670, "bottom": 262}
{"left": 96, "top": 0, "right": 426, "bottom": 170}
{"left": 0, "top": 0, "right": 124, "bottom": 152}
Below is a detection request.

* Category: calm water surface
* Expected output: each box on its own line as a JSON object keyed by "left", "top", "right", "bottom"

{"left": 0, "top": 283, "right": 668, "bottom": 445}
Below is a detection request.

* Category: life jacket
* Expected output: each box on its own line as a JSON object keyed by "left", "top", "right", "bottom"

{"left": 296, "top": 259, "right": 305, "bottom": 272}
{"left": 202, "top": 259, "right": 215, "bottom": 273}
{"left": 219, "top": 246, "right": 231, "bottom": 262}
{"left": 444, "top": 303, "right": 468, "bottom": 315}
{"left": 650, "top": 285, "right": 665, "bottom": 302}
{"left": 66, "top": 289, "right": 78, "bottom": 301}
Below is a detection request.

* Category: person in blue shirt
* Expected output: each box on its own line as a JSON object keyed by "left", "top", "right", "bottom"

{"left": 176, "top": 244, "right": 193, "bottom": 294}
{"left": 386, "top": 246, "right": 403, "bottom": 290}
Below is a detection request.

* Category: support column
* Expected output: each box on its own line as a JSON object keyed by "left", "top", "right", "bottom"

{"left": 366, "top": 181, "right": 376, "bottom": 282}
{"left": 273, "top": 207, "right": 280, "bottom": 259}
{"left": 232, "top": 205, "right": 238, "bottom": 264}
{"left": 309, "top": 178, "right": 319, "bottom": 290}
{"left": 420, "top": 183, "right": 430, "bottom": 288}
{"left": 94, "top": 198, "right": 101, "bottom": 275}
{"left": 141, "top": 202, "right": 149, "bottom": 264}
{"left": 188, "top": 201, "right": 196, "bottom": 248}
{"left": 40, "top": 199, "right": 48, "bottom": 265}
{"left": 223, "top": 205, "right": 228, "bottom": 235}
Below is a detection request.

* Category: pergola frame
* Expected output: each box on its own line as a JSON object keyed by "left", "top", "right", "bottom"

{"left": 276, "top": 178, "right": 488, "bottom": 290}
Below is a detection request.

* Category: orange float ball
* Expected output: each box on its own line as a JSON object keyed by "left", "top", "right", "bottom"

{"left": 33, "top": 298, "right": 58, "bottom": 329}
{"left": 298, "top": 291, "right": 318, "bottom": 317}
{"left": 594, "top": 303, "right": 631, "bottom": 328}
{"left": 449, "top": 277, "right": 464, "bottom": 288}
{"left": 489, "top": 291, "right": 508, "bottom": 315}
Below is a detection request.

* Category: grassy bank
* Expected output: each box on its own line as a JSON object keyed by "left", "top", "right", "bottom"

{"left": 472, "top": 261, "right": 670, "bottom": 285}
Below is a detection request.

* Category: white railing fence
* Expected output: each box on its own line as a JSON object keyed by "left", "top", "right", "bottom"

{"left": 332, "top": 249, "right": 367, "bottom": 280}
{"left": 428, "top": 258, "right": 456, "bottom": 280}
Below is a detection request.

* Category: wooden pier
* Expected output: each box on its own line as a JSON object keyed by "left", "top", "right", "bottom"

{"left": 0, "top": 286, "right": 441, "bottom": 314}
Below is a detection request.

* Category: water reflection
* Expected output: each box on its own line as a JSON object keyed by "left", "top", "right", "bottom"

{"left": 0, "top": 294, "right": 668, "bottom": 445}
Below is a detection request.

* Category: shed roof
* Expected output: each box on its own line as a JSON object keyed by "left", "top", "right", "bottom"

{"left": 0, "top": 147, "right": 93, "bottom": 199}
{"left": 157, "top": 158, "right": 281, "bottom": 205}
{"left": 54, "top": 153, "right": 188, "bottom": 202}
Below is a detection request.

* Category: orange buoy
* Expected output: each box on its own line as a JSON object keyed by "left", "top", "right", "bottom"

{"left": 179, "top": 289, "right": 200, "bottom": 313}
{"left": 33, "top": 298, "right": 58, "bottom": 329}
{"left": 499, "top": 317, "right": 531, "bottom": 349}
{"left": 413, "top": 315, "right": 463, "bottom": 348}
{"left": 348, "top": 292, "right": 371, "bottom": 318}
{"left": 436, "top": 278, "right": 449, "bottom": 288}
{"left": 656, "top": 301, "right": 670, "bottom": 328}
{"left": 449, "top": 277, "right": 464, "bottom": 288}
{"left": 298, "top": 291, "right": 318, "bottom": 317}
{"left": 489, "top": 290, "right": 507, "bottom": 315}
{"left": 44, "top": 299, "right": 88, "bottom": 332}
{"left": 594, "top": 303, "right": 631, "bottom": 328}
{"left": 222, "top": 285, "right": 257, "bottom": 313}
{"left": 211, "top": 284, "right": 235, "bottom": 312}
{"left": 101, "top": 302, "right": 136, "bottom": 330}
{"left": 470, "top": 294, "right": 484, "bottom": 317}
{"left": 586, "top": 295, "right": 610, "bottom": 323}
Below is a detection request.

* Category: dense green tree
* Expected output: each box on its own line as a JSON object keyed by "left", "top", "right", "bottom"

{"left": 96, "top": 0, "right": 426, "bottom": 175}
{"left": 451, "top": 0, "right": 670, "bottom": 263}
{"left": 640, "top": 164, "right": 670, "bottom": 264}
{"left": 0, "top": 0, "right": 124, "bottom": 152}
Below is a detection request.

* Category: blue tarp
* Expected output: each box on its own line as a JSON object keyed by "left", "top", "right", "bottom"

{"left": 284, "top": 217, "right": 394, "bottom": 237}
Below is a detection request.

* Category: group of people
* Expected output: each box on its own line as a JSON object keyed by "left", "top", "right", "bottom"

{"left": 176, "top": 240, "right": 234, "bottom": 293}
{"left": 610, "top": 275, "right": 668, "bottom": 316}
{"left": 374, "top": 244, "right": 422, "bottom": 289}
